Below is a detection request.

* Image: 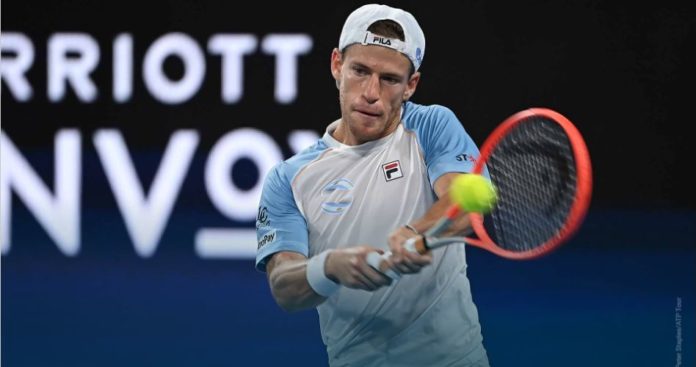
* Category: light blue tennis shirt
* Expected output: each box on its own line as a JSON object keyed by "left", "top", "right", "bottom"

{"left": 256, "top": 101, "right": 489, "bottom": 366}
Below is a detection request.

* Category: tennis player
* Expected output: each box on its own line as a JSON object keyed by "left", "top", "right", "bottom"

{"left": 256, "top": 4, "right": 490, "bottom": 366}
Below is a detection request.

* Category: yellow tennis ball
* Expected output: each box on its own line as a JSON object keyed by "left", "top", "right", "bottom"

{"left": 450, "top": 174, "right": 498, "bottom": 213}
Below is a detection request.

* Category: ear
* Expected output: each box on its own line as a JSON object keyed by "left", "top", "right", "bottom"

{"left": 404, "top": 71, "right": 421, "bottom": 100}
{"left": 330, "top": 48, "right": 343, "bottom": 85}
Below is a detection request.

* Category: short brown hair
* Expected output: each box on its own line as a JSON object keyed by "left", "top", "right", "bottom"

{"left": 367, "top": 20, "right": 405, "bottom": 41}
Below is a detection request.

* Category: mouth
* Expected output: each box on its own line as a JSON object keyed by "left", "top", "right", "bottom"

{"left": 354, "top": 108, "right": 381, "bottom": 118}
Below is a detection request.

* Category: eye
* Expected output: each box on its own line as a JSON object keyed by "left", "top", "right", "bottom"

{"left": 352, "top": 66, "right": 369, "bottom": 76}
{"left": 382, "top": 76, "right": 400, "bottom": 85}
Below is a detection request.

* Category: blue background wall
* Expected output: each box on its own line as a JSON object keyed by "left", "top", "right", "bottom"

{"left": 2, "top": 1, "right": 694, "bottom": 366}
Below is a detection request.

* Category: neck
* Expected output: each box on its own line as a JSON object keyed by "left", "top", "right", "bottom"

{"left": 332, "top": 115, "right": 401, "bottom": 146}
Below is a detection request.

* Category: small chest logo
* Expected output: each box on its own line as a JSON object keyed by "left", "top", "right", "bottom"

{"left": 382, "top": 160, "right": 403, "bottom": 182}
{"left": 321, "top": 178, "right": 354, "bottom": 215}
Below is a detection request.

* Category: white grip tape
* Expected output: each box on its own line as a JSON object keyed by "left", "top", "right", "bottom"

{"left": 306, "top": 250, "right": 340, "bottom": 297}
{"left": 403, "top": 237, "right": 418, "bottom": 253}
{"left": 366, "top": 251, "right": 401, "bottom": 281}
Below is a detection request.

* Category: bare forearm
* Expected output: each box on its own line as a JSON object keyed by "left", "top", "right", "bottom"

{"left": 267, "top": 253, "right": 326, "bottom": 312}
{"left": 408, "top": 193, "right": 469, "bottom": 235}
{"left": 408, "top": 173, "right": 472, "bottom": 236}
{"left": 408, "top": 193, "right": 453, "bottom": 231}
{"left": 266, "top": 248, "right": 393, "bottom": 311}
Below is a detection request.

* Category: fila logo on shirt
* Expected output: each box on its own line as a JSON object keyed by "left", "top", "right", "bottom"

{"left": 382, "top": 160, "right": 403, "bottom": 182}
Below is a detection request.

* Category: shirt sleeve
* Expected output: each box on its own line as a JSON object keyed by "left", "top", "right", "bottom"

{"left": 255, "top": 163, "right": 309, "bottom": 272}
{"left": 413, "top": 105, "right": 487, "bottom": 185}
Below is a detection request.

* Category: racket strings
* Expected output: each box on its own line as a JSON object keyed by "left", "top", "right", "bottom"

{"left": 485, "top": 117, "right": 577, "bottom": 251}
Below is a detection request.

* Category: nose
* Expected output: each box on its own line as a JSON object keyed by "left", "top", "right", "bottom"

{"left": 362, "top": 74, "right": 380, "bottom": 103}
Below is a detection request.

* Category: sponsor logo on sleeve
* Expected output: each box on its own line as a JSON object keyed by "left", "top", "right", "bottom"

{"left": 257, "top": 229, "right": 276, "bottom": 249}
{"left": 456, "top": 154, "right": 477, "bottom": 163}
{"left": 256, "top": 206, "right": 270, "bottom": 228}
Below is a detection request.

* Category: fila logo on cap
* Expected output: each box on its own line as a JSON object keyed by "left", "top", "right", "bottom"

{"left": 372, "top": 36, "right": 392, "bottom": 46}
{"left": 382, "top": 160, "right": 403, "bottom": 182}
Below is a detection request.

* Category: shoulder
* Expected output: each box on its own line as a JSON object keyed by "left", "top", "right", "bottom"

{"left": 268, "top": 139, "right": 330, "bottom": 187}
{"left": 401, "top": 102, "right": 461, "bottom": 131}
{"left": 401, "top": 101, "right": 463, "bottom": 134}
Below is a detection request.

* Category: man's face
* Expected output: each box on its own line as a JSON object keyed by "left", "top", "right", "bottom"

{"left": 331, "top": 44, "right": 420, "bottom": 145}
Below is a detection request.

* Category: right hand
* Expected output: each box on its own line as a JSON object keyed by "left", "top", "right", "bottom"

{"left": 324, "top": 246, "right": 394, "bottom": 291}
{"left": 387, "top": 226, "right": 433, "bottom": 274}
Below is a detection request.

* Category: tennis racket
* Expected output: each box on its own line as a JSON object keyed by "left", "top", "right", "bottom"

{"left": 367, "top": 108, "right": 592, "bottom": 279}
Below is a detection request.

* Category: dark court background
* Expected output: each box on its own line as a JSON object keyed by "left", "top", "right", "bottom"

{"left": 2, "top": 1, "right": 694, "bottom": 366}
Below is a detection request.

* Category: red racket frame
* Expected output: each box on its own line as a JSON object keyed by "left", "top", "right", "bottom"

{"left": 445, "top": 108, "right": 593, "bottom": 259}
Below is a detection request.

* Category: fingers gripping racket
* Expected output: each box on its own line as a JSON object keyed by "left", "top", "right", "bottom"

{"left": 367, "top": 108, "right": 593, "bottom": 279}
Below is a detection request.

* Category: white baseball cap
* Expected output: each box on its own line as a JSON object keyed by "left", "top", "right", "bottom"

{"left": 338, "top": 4, "right": 426, "bottom": 71}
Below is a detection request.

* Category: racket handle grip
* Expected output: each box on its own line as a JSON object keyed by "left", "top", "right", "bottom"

{"left": 366, "top": 251, "right": 401, "bottom": 281}
{"left": 366, "top": 237, "right": 429, "bottom": 281}
{"left": 403, "top": 236, "right": 429, "bottom": 254}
